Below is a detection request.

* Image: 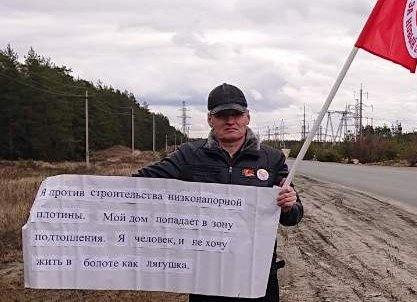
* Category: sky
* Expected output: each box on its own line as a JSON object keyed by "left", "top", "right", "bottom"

{"left": 1, "top": 0, "right": 417, "bottom": 139}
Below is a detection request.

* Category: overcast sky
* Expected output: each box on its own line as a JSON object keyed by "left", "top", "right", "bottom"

{"left": 1, "top": 0, "right": 417, "bottom": 139}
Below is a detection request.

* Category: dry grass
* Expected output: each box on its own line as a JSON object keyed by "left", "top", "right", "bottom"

{"left": 0, "top": 149, "right": 187, "bottom": 301}
{"left": 4, "top": 148, "right": 416, "bottom": 301}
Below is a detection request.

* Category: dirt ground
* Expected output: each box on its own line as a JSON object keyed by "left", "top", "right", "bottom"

{"left": 1, "top": 158, "right": 417, "bottom": 301}
{"left": 278, "top": 175, "right": 417, "bottom": 302}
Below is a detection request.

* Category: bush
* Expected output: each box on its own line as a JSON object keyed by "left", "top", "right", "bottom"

{"left": 286, "top": 129, "right": 416, "bottom": 165}
{"left": 399, "top": 143, "right": 417, "bottom": 167}
{"left": 315, "top": 148, "right": 343, "bottom": 162}
{"left": 351, "top": 138, "right": 399, "bottom": 163}
{"left": 289, "top": 142, "right": 315, "bottom": 160}
{"left": 289, "top": 142, "right": 343, "bottom": 163}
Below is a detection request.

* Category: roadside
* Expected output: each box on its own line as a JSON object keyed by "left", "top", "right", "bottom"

{"left": 286, "top": 159, "right": 417, "bottom": 210}
{"left": 1, "top": 156, "right": 417, "bottom": 301}
{"left": 279, "top": 175, "right": 417, "bottom": 302}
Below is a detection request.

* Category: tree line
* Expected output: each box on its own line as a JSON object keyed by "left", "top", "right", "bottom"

{"left": 265, "top": 125, "right": 417, "bottom": 166}
{"left": 0, "top": 45, "right": 186, "bottom": 161}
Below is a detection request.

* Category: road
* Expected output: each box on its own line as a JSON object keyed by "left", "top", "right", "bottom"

{"left": 286, "top": 159, "right": 417, "bottom": 209}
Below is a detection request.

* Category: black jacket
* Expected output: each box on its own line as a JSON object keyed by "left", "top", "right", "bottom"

{"left": 134, "top": 129, "right": 303, "bottom": 226}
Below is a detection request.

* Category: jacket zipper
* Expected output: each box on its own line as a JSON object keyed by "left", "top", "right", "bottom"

{"left": 228, "top": 166, "right": 233, "bottom": 183}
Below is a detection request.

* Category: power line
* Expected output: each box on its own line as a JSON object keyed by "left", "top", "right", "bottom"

{"left": 0, "top": 71, "right": 85, "bottom": 98}
{"left": 26, "top": 74, "right": 88, "bottom": 91}
{"left": 0, "top": 72, "right": 132, "bottom": 116}
{"left": 6, "top": 66, "right": 89, "bottom": 91}
{"left": 93, "top": 105, "right": 130, "bottom": 116}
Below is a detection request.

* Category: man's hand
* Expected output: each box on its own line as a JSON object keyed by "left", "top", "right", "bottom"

{"left": 277, "top": 185, "right": 297, "bottom": 213}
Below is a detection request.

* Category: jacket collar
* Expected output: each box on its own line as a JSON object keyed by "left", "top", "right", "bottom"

{"left": 204, "top": 127, "right": 260, "bottom": 154}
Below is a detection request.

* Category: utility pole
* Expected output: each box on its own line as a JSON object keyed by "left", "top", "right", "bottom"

{"left": 354, "top": 84, "right": 369, "bottom": 141}
{"left": 131, "top": 106, "right": 135, "bottom": 156}
{"left": 302, "top": 104, "right": 306, "bottom": 141}
{"left": 359, "top": 83, "right": 363, "bottom": 140}
{"left": 273, "top": 123, "right": 277, "bottom": 141}
{"left": 344, "top": 104, "right": 350, "bottom": 140}
{"left": 325, "top": 111, "right": 334, "bottom": 142}
{"left": 280, "top": 119, "right": 286, "bottom": 148}
{"left": 334, "top": 111, "right": 349, "bottom": 142}
{"left": 273, "top": 123, "right": 279, "bottom": 149}
{"left": 165, "top": 134, "right": 168, "bottom": 152}
{"left": 7, "top": 108, "right": 14, "bottom": 156}
{"left": 152, "top": 114, "right": 156, "bottom": 152}
{"left": 317, "top": 125, "right": 323, "bottom": 142}
{"left": 85, "top": 90, "right": 90, "bottom": 168}
{"left": 178, "top": 101, "right": 191, "bottom": 139}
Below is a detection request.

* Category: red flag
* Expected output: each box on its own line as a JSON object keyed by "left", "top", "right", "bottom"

{"left": 355, "top": 0, "right": 417, "bottom": 73}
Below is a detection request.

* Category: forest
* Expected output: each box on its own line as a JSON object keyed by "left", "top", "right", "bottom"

{"left": 0, "top": 45, "right": 186, "bottom": 161}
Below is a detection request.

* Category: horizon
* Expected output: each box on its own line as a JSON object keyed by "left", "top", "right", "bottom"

{"left": 1, "top": 1, "right": 417, "bottom": 139}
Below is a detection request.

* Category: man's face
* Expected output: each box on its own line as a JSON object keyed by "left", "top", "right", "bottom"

{"left": 207, "top": 109, "right": 250, "bottom": 143}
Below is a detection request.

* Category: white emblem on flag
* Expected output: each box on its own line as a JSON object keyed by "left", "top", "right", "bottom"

{"left": 256, "top": 169, "right": 269, "bottom": 181}
{"left": 403, "top": 0, "right": 417, "bottom": 58}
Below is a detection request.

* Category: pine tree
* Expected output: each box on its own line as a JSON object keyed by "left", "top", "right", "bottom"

{"left": 0, "top": 45, "right": 186, "bottom": 161}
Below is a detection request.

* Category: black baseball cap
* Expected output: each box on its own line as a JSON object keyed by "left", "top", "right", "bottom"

{"left": 208, "top": 83, "right": 247, "bottom": 114}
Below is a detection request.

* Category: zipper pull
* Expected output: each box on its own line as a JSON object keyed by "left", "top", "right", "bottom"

{"left": 228, "top": 166, "right": 233, "bottom": 183}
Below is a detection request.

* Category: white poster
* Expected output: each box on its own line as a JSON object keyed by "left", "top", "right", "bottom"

{"left": 22, "top": 175, "right": 280, "bottom": 298}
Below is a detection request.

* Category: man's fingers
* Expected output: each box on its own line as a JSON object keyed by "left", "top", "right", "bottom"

{"left": 279, "top": 185, "right": 294, "bottom": 194}
{"left": 277, "top": 183, "right": 297, "bottom": 211}
{"left": 277, "top": 198, "right": 296, "bottom": 206}
{"left": 278, "top": 188, "right": 291, "bottom": 195}
{"left": 277, "top": 192, "right": 296, "bottom": 203}
{"left": 278, "top": 192, "right": 296, "bottom": 199}
{"left": 277, "top": 190, "right": 297, "bottom": 205}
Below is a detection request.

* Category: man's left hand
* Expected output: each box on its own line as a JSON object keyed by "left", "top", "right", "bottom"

{"left": 277, "top": 185, "right": 297, "bottom": 213}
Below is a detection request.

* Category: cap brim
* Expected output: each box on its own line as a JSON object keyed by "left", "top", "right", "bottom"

{"left": 210, "top": 103, "right": 247, "bottom": 114}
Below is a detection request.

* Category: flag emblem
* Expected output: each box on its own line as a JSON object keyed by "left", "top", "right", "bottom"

{"left": 404, "top": 0, "right": 417, "bottom": 58}
{"left": 242, "top": 168, "right": 255, "bottom": 177}
{"left": 256, "top": 169, "right": 269, "bottom": 181}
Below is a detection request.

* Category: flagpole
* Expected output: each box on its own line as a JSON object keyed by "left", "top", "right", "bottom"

{"left": 283, "top": 46, "right": 359, "bottom": 187}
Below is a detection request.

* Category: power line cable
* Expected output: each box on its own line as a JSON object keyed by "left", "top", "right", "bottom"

{"left": 26, "top": 73, "right": 88, "bottom": 91}
{"left": 0, "top": 67, "right": 101, "bottom": 98}
{"left": 1, "top": 65, "right": 90, "bottom": 91}
{"left": 91, "top": 104, "right": 131, "bottom": 116}
{"left": 0, "top": 71, "right": 85, "bottom": 98}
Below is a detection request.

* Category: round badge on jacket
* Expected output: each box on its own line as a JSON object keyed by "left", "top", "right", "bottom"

{"left": 256, "top": 169, "right": 269, "bottom": 181}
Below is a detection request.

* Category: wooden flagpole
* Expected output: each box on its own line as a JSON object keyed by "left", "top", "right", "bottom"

{"left": 283, "top": 46, "right": 359, "bottom": 187}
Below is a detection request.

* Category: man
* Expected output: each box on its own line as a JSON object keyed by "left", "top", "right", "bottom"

{"left": 134, "top": 83, "right": 303, "bottom": 302}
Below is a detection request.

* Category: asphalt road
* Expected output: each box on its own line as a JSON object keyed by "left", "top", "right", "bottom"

{"left": 286, "top": 159, "right": 417, "bottom": 209}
